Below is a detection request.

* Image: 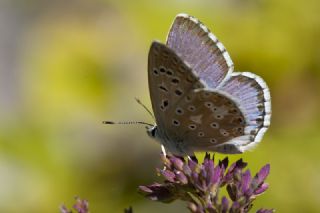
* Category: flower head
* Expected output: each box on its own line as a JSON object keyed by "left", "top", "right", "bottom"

{"left": 139, "top": 153, "right": 273, "bottom": 213}
{"left": 60, "top": 197, "right": 89, "bottom": 213}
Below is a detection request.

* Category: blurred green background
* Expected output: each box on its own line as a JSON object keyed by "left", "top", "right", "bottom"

{"left": 0, "top": 0, "right": 319, "bottom": 212}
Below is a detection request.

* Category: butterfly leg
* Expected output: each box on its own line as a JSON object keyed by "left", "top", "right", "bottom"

{"left": 161, "top": 145, "right": 167, "bottom": 156}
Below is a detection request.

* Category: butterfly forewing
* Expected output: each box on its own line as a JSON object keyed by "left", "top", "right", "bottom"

{"left": 166, "top": 14, "right": 233, "bottom": 88}
{"left": 148, "top": 41, "right": 205, "bottom": 132}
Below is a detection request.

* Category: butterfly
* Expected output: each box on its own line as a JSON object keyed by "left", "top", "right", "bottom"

{"left": 146, "top": 13, "right": 271, "bottom": 156}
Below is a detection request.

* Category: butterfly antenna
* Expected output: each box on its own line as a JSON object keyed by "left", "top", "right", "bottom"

{"left": 102, "top": 121, "right": 154, "bottom": 127}
{"left": 134, "top": 97, "right": 155, "bottom": 121}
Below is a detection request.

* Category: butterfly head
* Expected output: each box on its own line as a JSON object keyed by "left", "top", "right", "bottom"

{"left": 146, "top": 125, "right": 158, "bottom": 140}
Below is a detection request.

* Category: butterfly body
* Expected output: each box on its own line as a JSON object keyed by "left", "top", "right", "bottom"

{"left": 147, "top": 14, "right": 271, "bottom": 156}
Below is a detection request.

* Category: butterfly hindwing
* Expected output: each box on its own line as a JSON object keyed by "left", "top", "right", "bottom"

{"left": 219, "top": 72, "right": 271, "bottom": 151}
{"left": 164, "top": 88, "right": 247, "bottom": 154}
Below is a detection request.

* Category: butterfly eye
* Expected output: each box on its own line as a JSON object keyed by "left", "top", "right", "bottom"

{"left": 149, "top": 127, "right": 156, "bottom": 137}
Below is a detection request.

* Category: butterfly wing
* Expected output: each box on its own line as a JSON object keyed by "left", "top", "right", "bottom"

{"left": 218, "top": 72, "right": 271, "bottom": 152}
{"left": 148, "top": 41, "right": 205, "bottom": 135}
{"left": 176, "top": 73, "right": 271, "bottom": 154}
{"left": 166, "top": 13, "right": 233, "bottom": 88}
{"left": 168, "top": 88, "right": 248, "bottom": 154}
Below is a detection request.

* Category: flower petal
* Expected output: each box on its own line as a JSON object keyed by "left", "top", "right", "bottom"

{"left": 255, "top": 183, "right": 269, "bottom": 195}
{"left": 138, "top": 183, "right": 177, "bottom": 203}
{"left": 256, "top": 208, "right": 274, "bottom": 213}
{"left": 176, "top": 171, "right": 188, "bottom": 184}
{"left": 241, "top": 170, "right": 252, "bottom": 194}
{"left": 221, "top": 196, "right": 229, "bottom": 213}
{"left": 227, "top": 184, "right": 238, "bottom": 201}
{"left": 171, "top": 156, "right": 184, "bottom": 171}
{"left": 257, "top": 164, "right": 270, "bottom": 184}
{"left": 161, "top": 170, "right": 176, "bottom": 182}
